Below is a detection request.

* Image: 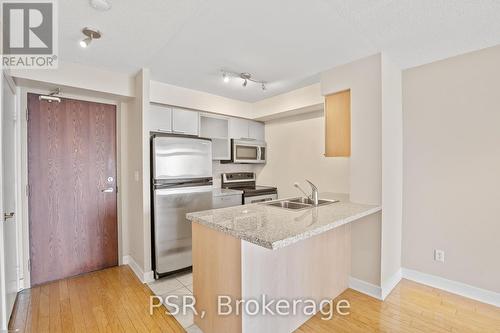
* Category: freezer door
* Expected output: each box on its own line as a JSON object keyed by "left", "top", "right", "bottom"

{"left": 153, "top": 136, "right": 212, "bottom": 180}
{"left": 153, "top": 185, "right": 213, "bottom": 275}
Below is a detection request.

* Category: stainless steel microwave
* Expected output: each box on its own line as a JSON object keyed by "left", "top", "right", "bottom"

{"left": 229, "top": 139, "right": 267, "bottom": 164}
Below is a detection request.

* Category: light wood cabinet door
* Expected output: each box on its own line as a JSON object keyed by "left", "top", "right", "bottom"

{"left": 325, "top": 90, "right": 351, "bottom": 157}
{"left": 172, "top": 108, "right": 199, "bottom": 135}
{"left": 248, "top": 121, "right": 265, "bottom": 141}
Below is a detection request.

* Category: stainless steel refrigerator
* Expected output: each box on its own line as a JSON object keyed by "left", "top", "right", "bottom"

{"left": 151, "top": 134, "right": 213, "bottom": 278}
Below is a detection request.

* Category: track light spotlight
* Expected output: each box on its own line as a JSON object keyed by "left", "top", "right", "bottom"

{"left": 79, "top": 27, "right": 101, "bottom": 48}
{"left": 79, "top": 37, "right": 91, "bottom": 48}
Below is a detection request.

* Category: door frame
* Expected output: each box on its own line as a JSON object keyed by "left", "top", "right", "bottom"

{"left": 1, "top": 71, "right": 20, "bottom": 330}
{"left": 19, "top": 87, "right": 126, "bottom": 289}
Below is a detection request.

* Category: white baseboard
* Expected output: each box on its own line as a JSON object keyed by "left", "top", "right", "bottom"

{"left": 348, "top": 276, "right": 382, "bottom": 300}
{"left": 122, "top": 255, "right": 155, "bottom": 284}
{"left": 402, "top": 268, "right": 500, "bottom": 308}
{"left": 381, "top": 269, "right": 402, "bottom": 300}
{"left": 144, "top": 270, "right": 155, "bottom": 283}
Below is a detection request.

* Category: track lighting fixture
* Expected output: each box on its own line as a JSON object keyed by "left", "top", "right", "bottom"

{"left": 80, "top": 28, "right": 101, "bottom": 48}
{"left": 89, "top": 0, "right": 112, "bottom": 11}
{"left": 221, "top": 70, "right": 267, "bottom": 90}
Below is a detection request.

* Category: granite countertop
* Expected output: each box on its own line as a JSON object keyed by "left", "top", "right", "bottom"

{"left": 186, "top": 193, "right": 381, "bottom": 250}
{"left": 212, "top": 188, "right": 243, "bottom": 197}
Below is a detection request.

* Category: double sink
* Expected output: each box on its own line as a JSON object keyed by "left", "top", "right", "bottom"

{"left": 263, "top": 197, "right": 339, "bottom": 211}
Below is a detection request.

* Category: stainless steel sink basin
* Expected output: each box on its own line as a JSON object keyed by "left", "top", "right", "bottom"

{"left": 263, "top": 197, "right": 339, "bottom": 210}
{"left": 266, "top": 201, "right": 311, "bottom": 210}
{"left": 288, "top": 197, "right": 338, "bottom": 206}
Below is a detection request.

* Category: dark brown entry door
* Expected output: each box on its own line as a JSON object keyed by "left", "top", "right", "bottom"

{"left": 27, "top": 93, "right": 118, "bottom": 286}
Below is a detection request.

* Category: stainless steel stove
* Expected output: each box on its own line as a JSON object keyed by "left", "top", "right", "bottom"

{"left": 221, "top": 172, "right": 278, "bottom": 204}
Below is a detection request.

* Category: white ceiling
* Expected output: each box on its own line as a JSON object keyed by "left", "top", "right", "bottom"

{"left": 59, "top": 0, "right": 500, "bottom": 102}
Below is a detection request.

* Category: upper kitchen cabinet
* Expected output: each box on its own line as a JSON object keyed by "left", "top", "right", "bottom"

{"left": 248, "top": 121, "right": 265, "bottom": 141}
{"left": 172, "top": 108, "right": 199, "bottom": 136}
{"left": 229, "top": 118, "right": 249, "bottom": 139}
{"left": 148, "top": 104, "right": 172, "bottom": 132}
{"left": 229, "top": 118, "right": 265, "bottom": 141}
{"left": 199, "top": 113, "right": 230, "bottom": 160}
{"left": 325, "top": 89, "right": 351, "bottom": 157}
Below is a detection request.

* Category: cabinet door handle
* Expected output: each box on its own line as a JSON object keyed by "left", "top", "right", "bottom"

{"left": 101, "top": 187, "right": 114, "bottom": 193}
{"left": 172, "top": 130, "right": 186, "bottom": 134}
{"left": 4, "top": 212, "right": 14, "bottom": 221}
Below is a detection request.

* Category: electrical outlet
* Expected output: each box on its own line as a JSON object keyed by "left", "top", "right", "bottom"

{"left": 434, "top": 249, "right": 445, "bottom": 263}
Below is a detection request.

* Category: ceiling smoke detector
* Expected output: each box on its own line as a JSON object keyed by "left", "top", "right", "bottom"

{"left": 89, "top": 0, "right": 112, "bottom": 11}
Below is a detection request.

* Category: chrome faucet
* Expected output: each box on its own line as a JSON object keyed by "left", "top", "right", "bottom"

{"left": 305, "top": 179, "right": 319, "bottom": 206}
{"left": 294, "top": 180, "right": 319, "bottom": 206}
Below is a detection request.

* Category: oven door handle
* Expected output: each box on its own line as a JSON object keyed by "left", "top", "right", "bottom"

{"left": 250, "top": 198, "right": 271, "bottom": 203}
{"left": 245, "top": 194, "right": 277, "bottom": 204}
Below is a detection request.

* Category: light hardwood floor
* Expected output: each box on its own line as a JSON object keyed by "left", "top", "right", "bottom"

{"left": 297, "top": 279, "right": 500, "bottom": 333}
{"left": 8, "top": 266, "right": 184, "bottom": 333}
{"left": 9, "top": 266, "right": 500, "bottom": 332}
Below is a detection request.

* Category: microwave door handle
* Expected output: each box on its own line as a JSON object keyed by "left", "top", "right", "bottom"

{"left": 257, "top": 147, "right": 262, "bottom": 161}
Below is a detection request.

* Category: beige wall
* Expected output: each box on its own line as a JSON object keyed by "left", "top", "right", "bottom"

{"left": 402, "top": 44, "right": 500, "bottom": 293}
{"left": 257, "top": 111, "right": 350, "bottom": 197}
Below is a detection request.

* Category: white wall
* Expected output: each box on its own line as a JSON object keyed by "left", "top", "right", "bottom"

{"left": 252, "top": 83, "right": 323, "bottom": 121}
{"left": 321, "top": 54, "right": 382, "bottom": 205}
{"left": 320, "top": 54, "right": 383, "bottom": 286}
{"left": 380, "top": 55, "right": 403, "bottom": 292}
{"left": 403, "top": 44, "right": 500, "bottom": 293}
{"left": 351, "top": 213, "right": 382, "bottom": 286}
{"left": 150, "top": 80, "right": 253, "bottom": 118}
{"left": 122, "top": 97, "right": 144, "bottom": 271}
{"left": 257, "top": 111, "right": 350, "bottom": 198}
{"left": 9, "top": 62, "right": 135, "bottom": 98}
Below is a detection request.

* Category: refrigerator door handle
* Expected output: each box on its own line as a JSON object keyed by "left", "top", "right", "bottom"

{"left": 155, "top": 185, "right": 213, "bottom": 195}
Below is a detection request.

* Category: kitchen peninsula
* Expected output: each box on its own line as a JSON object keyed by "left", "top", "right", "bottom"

{"left": 186, "top": 193, "right": 381, "bottom": 333}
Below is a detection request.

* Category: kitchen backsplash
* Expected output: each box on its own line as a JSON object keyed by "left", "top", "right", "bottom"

{"left": 212, "top": 161, "right": 263, "bottom": 188}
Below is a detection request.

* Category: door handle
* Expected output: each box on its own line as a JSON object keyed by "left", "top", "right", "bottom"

{"left": 101, "top": 188, "right": 114, "bottom": 193}
{"left": 4, "top": 212, "right": 14, "bottom": 221}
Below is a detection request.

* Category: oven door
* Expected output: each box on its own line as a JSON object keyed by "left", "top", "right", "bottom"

{"left": 232, "top": 140, "right": 266, "bottom": 164}
{"left": 244, "top": 193, "right": 278, "bottom": 204}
